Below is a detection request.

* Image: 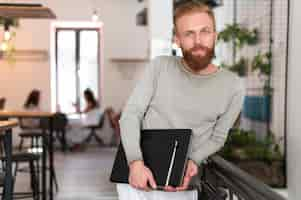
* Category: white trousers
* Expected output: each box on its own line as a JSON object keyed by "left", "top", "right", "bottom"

{"left": 117, "top": 184, "right": 198, "bottom": 200}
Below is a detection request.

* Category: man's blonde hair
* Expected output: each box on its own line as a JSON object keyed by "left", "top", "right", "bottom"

{"left": 174, "top": 1, "right": 216, "bottom": 32}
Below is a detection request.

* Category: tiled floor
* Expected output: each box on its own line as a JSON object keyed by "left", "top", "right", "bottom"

{"left": 12, "top": 145, "right": 289, "bottom": 200}
{"left": 14, "top": 146, "right": 119, "bottom": 200}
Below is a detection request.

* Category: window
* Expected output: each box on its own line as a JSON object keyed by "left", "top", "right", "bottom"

{"left": 54, "top": 27, "right": 101, "bottom": 113}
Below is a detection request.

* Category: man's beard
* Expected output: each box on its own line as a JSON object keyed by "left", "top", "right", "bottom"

{"left": 182, "top": 44, "right": 215, "bottom": 72}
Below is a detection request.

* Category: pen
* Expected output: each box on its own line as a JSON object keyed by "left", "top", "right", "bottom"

{"left": 165, "top": 140, "right": 178, "bottom": 186}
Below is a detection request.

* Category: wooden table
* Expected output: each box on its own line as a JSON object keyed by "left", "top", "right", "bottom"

{"left": 0, "top": 110, "right": 55, "bottom": 200}
{"left": 0, "top": 120, "right": 18, "bottom": 200}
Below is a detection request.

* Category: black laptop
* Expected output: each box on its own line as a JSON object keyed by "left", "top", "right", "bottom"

{"left": 110, "top": 129, "right": 192, "bottom": 188}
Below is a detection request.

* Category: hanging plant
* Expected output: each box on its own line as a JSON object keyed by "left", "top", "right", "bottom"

{"left": 1, "top": 33, "right": 17, "bottom": 64}
{"left": 218, "top": 23, "right": 259, "bottom": 49}
{"left": 0, "top": 17, "right": 19, "bottom": 27}
{"left": 5, "top": 38, "right": 17, "bottom": 63}
{"left": 0, "top": 17, "right": 19, "bottom": 64}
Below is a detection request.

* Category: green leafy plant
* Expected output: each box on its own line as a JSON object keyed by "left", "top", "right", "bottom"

{"left": 219, "top": 129, "right": 283, "bottom": 162}
{"left": 251, "top": 51, "right": 273, "bottom": 95}
{"left": 0, "top": 17, "right": 19, "bottom": 27}
{"left": 218, "top": 24, "right": 259, "bottom": 77}
{"left": 218, "top": 23, "right": 259, "bottom": 49}
{"left": 221, "top": 58, "right": 248, "bottom": 77}
{"left": 252, "top": 52, "right": 272, "bottom": 76}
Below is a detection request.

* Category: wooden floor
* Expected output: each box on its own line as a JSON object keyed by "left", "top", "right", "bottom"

{"left": 14, "top": 146, "right": 119, "bottom": 200}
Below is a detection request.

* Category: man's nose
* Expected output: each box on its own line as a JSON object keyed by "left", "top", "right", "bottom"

{"left": 194, "top": 33, "right": 203, "bottom": 45}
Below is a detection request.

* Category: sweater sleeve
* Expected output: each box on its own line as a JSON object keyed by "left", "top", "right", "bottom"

{"left": 119, "top": 57, "right": 161, "bottom": 164}
{"left": 190, "top": 80, "right": 245, "bottom": 165}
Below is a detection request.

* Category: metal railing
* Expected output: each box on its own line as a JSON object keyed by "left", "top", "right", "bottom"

{"left": 199, "top": 155, "right": 286, "bottom": 200}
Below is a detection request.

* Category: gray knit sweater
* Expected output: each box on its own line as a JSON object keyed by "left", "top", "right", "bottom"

{"left": 119, "top": 56, "right": 245, "bottom": 165}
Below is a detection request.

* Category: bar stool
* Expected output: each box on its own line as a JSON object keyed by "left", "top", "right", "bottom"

{"left": 0, "top": 134, "right": 40, "bottom": 200}
{"left": 17, "top": 113, "right": 68, "bottom": 193}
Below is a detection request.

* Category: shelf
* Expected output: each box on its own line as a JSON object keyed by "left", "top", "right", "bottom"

{"left": 0, "top": 50, "right": 49, "bottom": 62}
{"left": 0, "top": 3, "right": 56, "bottom": 19}
{"left": 110, "top": 58, "right": 149, "bottom": 63}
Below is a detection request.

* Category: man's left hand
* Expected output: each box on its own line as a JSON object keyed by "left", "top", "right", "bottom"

{"left": 164, "top": 159, "right": 198, "bottom": 192}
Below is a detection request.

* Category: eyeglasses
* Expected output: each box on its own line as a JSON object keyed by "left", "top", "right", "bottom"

{"left": 182, "top": 27, "right": 215, "bottom": 39}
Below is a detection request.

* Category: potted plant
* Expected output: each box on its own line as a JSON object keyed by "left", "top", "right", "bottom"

{"left": 219, "top": 129, "right": 284, "bottom": 187}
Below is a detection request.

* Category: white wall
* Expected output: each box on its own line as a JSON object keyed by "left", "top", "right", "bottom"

{"left": 214, "top": 0, "right": 288, "bottom": 151}
{"left": 287, "top": 0, "right": 301, "bottom": 199}
{"left": 148, "top": 0, "right": 173, "bottom": 58}
{"left": 0, "top": 0, "right": 149, "bottom": 111}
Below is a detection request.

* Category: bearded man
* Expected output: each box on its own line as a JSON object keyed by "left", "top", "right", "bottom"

{"left": 117, "top": 1, "right": 245, "bottom": 200}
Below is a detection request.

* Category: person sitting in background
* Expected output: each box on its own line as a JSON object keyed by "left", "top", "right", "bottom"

{"left": 17, "top": 89, "right": 43, "bottom": 151}
{"left": 21, "top": 89, "right": 41, "bottom": 129}
{"left": 81, "top": 88, "right": 103, "bottom": 126}
{"left": 0, "top": 97, "right": 6, "bottom": 120}
{"left": 0, "top": 97, "right": 5, "bottom": 110}
{"left": 67, "top": 88, "right": 105, "bottom": 150}
{"left": 83, "top": 88, "right": 98, "bottom": 113}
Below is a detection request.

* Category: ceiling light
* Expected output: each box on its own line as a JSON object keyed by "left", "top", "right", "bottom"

{"left": 1, "top": 42, "right": 8, "bottom": 51}
{"left": 92, "top": 10, "right": 99, "bottom": 22}
{"left": 3, "top": 20, "right": 11, "bottom": 41}
{"left": 4, "top": 30, "right": 11, "bottom": 41}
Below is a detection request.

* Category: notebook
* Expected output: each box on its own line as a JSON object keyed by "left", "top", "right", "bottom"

{"left": 110, "top": 129, "right": 192, "bottom": 188}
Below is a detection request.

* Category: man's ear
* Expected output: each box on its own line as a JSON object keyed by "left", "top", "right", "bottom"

{"left": 214, "top": 32, "right": 218, "bottom": 43}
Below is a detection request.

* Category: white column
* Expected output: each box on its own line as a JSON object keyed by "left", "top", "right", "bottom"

{"left": 148, "top": 0, "right": 173, "bottom": 58}
{"left": 287, "top": 0, "right": 301, "bottom": 199}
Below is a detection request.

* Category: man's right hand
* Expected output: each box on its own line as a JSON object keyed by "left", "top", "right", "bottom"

{"left": 128, "top": 160, "right": 157, "bottom": 191}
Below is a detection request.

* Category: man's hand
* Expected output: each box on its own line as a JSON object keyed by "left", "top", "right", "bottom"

{"left": 164, "top": 159, "right": 199, "bottom": 192}
{"left": 176, "top": 160, "right": 198, "bottom": 191}
{"left": 129, "top": 160, "right": 157, "bottom": 191}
